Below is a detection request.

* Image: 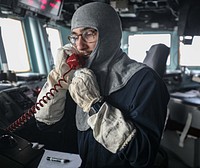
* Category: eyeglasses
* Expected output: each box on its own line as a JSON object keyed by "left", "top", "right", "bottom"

{"left": 68, "top": 29, "right": 97, "bottom": 45}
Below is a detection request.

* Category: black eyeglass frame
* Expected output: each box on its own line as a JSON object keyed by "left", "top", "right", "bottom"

{"left": 68, "top": 29, "right": 98, "bottom": 45}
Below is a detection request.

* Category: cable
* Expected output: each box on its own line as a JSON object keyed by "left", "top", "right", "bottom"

{"left": 5, "top": 53, "right": 85, "bottom": 132}
{"left": 5, "top": 68, "right": 73, "bottom": 132}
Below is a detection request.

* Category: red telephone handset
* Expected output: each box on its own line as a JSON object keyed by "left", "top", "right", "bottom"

{"left": 67, "top": 53, "right": 85, "bottom": 69}
{"left": 5, "top": 53, "right": 85, "bottom": 132}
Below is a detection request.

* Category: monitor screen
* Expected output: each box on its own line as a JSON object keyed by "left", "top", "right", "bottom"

{"left": 18, "top": 0, "right": 63, "bottom": 19}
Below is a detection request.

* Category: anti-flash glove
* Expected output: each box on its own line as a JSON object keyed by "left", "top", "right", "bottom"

{"left": 68, "top": 68, "right": 102, "bottom": 112}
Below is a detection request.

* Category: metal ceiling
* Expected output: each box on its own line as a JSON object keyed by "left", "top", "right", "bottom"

{"left": 60, "top": 0, "right": 200, "bottom": 34}
{"left": 61, "top": 0, "right": 182, "bottom": 31}
{"left": 0, "top": 0, "right": 200, "bottom": 34}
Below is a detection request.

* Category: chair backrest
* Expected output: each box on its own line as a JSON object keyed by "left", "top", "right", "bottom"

{"left": 143, "top": 43, "right": 170, "bottom": 77}
{"left": 144, "top": 44, "right": 170, "bottom": 168}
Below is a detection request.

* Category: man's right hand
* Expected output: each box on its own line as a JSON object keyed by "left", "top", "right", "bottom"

{"left": 54, "top": 44, "right": 78, "bottom": 77}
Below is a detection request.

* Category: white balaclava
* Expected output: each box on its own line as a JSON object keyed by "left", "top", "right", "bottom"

{"left": 71, "top": 2, "right": 145, "bottom": 96}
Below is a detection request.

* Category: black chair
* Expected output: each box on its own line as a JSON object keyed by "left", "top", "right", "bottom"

{"left": 143, "top": 43, "right": 170, "bottom": 77}
{"left": 143, "top": 43, "right": 170, "bottom": 168}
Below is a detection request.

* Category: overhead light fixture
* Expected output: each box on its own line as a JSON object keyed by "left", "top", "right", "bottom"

{"left": 130, "top": 26, "right": 138, "bottom": 32}
{"left": 180, "top": 36, "right": 193, "bottom": 45}
{"left": 119, "top": 13, "right": 136, "bottom": 17}
{"left": 151, "top": 22, "right": 159, "bottom": 28}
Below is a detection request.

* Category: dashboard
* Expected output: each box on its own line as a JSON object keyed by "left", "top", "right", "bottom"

{"left": 0, "top": 79, "right": 46, "bottom": 129}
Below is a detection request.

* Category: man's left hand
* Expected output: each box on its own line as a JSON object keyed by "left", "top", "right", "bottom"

{"left": 69, "top": 68, "right": 102, "bottom": 112}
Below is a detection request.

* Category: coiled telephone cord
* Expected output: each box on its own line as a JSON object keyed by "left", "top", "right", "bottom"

{"left": 5, "top": 68, "right": 73, "bottom": 132}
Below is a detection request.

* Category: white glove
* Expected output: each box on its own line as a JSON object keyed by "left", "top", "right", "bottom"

{"left": 34, "top": 70, "right": 68, "bottom": 125}
{"left": 34, "top": 44, "right": 77, "bottom": 125}
{"left": 68, "top": 68, "right": 102, "bottom": 112}
{"left": 87, "top": 102, "right": 136, "bottom": 153}
{"left": 54, "top": 43, "right": 78, "bottom": 77}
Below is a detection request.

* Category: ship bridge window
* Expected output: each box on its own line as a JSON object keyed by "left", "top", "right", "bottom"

{"left": 46, "top": 27, "right": 62, "bottom": 64}
{"left": 0, "top": 18, "right": 30, "bottom": 72}
{"left": 128, "top": 34, "right": 170, "bottom": 65}
{"left": 179, "top": 36, "right": 200, "bottom": 67}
